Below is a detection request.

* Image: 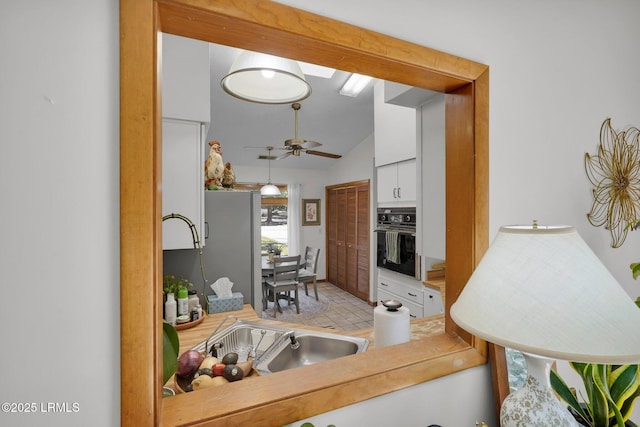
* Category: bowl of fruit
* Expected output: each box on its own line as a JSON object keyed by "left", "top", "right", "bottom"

{"left": 173, "top": 349, "right": 259, "bottom": 393}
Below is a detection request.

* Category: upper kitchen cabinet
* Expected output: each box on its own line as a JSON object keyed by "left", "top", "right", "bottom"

{"left": 373, "top": 80, "right": 418, "bottom": 166}
{"left": 161, "top": 34, "right": 211, "bottom": 122}
{"left": 161, "top": 34, "right": 210, "bottom": 250}
{"left": 377, "top": 158, "right": 417, "bottom": 206}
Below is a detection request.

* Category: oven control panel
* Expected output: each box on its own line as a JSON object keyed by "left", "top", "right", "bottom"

{"left": 377, "top": 207, "right": 416, "bottom": 229}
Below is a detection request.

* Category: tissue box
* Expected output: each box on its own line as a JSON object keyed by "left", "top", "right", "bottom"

{"left": 207, "top": 292, "right": 244, "bottom": 314}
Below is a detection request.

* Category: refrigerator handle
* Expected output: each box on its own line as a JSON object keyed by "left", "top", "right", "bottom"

{"left": 205, "top": 221, "right": 209, "bottom": 240}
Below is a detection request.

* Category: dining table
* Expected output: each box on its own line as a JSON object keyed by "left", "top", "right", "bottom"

{"left": 260, "top": 254, "right": 303, "bottom": 275}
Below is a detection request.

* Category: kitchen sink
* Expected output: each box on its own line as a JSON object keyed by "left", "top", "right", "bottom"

{"left": 191, "top": 317, "right": 369, "bottom": 373}
{"left": 255, "top": 330, "right": 369, "bottom": 374}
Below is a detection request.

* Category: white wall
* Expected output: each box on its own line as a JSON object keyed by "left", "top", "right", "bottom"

{"left": 3, "top": 1, "right": 640, "bottom": 426}
{"left": 0, "top": 2, "right": 119, "bottom": 426}
{"left": 276, "top": 0, "right": 640, "bottom": 425}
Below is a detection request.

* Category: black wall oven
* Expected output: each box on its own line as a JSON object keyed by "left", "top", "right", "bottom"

{"left": 375, "top": 207, "right": 420, "bottom": 280}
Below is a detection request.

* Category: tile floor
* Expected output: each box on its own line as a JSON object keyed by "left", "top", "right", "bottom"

{"left": 293, "top": 281, "right": 375, "bottom": 331}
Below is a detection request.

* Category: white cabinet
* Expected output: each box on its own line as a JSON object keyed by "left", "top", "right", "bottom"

{"left": 161, "top": 34, "right": 210, "bottom": 123}
{"left": 162, "top": 118, "right": 205, "bottom": 250}
{"left": 377, "top": 274, "right": 424, "bottom": 319}
{"left": 423, "top": 286, "right": 444, "bottom": 317}
{"left": 161, "top": 33, "right": 210, "bottom": 250}
{"left": 374, "top": 80, "right": 418, "bottom": 166}
{"left": 377, "top": 159, "right": 417, "bottom": 205}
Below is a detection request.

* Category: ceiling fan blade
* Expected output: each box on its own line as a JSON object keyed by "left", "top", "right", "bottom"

{"left": 257, "top": 155, "right": 278, "bottom": 160}
{"left": 276, "top": 152, "right": 293, "bottom": 160}
{"left": 306, "top": 150, "right": 342, "bottom": 159}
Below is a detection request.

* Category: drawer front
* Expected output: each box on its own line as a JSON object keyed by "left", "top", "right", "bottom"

{"left": 377, "top": 288, "right": 424, "bottom": 319}
{"left": 378, "top": 279, "right": 423, "bottom": 304}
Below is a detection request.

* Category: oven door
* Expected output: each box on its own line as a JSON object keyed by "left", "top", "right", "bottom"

{"left": 375, "top": 228, "right": 419, "bottom": 279}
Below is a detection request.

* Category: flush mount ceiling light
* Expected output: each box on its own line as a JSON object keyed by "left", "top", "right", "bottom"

{"left": 260, "top": 147, "right": 281, "bottom": 196}
{"left": 221, "top": 50, "right": 312, "bottom": 104}
{"left": 339, "top": 73, "right": 373, "bottom": 97}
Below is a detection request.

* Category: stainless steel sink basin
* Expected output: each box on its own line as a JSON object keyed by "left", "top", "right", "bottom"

{"left": 190, "top": 317, "right": 369, "bottom": 374}
{"left": 255, "top": 331, "right": 368, "bottom": 374}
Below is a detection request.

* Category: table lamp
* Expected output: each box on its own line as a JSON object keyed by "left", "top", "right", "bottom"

{"left": 451, "top": 224, "right": 640, "bottom": 426}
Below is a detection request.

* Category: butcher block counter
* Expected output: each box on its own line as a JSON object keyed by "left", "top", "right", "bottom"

{"left": 161, "top": 305, "right": 465, "bottom": 426}
{"left": 171, "top": 304, "right": 445, "bottom": 356}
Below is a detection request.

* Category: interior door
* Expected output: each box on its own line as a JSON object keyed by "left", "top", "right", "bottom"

{"left": 326, "top": 180, "right": 370, "bottom": 301}
{"left": 356, "top": 184, "right": 370, "bottom": 300}
{"left": 345, "top": 186, "right": 358, "bottom": 295}
{"left": 336, "top": 188, "right": 347, "bottom": 289}
{"left": 327, "top": 189, "right": 338, "bottom": 285}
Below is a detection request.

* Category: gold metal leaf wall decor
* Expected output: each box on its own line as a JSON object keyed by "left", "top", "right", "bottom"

{"left": 585, "top": 118, "right": 640, "bottom": 248}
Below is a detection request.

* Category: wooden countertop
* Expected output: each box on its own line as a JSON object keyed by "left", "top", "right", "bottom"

{"left": 172, "top": 304, "right": 445, "bottom": 363}
{"left": 161, "top": 305, "right": 475, "bottom": 427}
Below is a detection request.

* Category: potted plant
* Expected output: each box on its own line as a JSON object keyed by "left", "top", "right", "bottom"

{"left": 550, "top": 251, "right": 640, "bottom": 427}
{"left": 163, "top": 274, "right": 193, "bottom": 298}
{"left": 551, "top": 363, "right": 639, "bottom": 426}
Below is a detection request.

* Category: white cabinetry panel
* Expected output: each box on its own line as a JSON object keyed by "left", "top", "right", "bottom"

{"left": 162, "top": 118, "right": 205, "bottom": 250}
{"left": 377, "top": 272, "right": 425, "bottom": 319}
{"left": 423, "top": 286, "right": 444, "bottom": 317}
{"left": 377, "top": 159, "right": 416, "bottom": 205}
{"left": 374, "top": 80, "right": 417, "bottom": 166}
{"left": 377, "top": 288, "right": 423, "bottom": 320}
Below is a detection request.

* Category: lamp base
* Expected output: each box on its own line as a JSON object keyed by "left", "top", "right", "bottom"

{"left": 500, "top": 352, "right": 579, "bottom": 427}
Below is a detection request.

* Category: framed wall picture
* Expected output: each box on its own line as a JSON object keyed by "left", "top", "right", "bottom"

{"left": 302, "top": 199, "right": 321, "bottom": 226}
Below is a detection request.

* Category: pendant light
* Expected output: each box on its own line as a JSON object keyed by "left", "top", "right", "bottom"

{"left": 221, "top": 50, "right": 311, "bottom": 104}
{"left": 260, "top": 147, "right": 281, "bottom": 196}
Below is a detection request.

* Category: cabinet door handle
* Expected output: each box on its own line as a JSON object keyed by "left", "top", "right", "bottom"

{"left": 205, "top": 221, "right": 210, "bottom": 239}
{"left": 410, "top": 314, "right": 416, "bottom": 318}
{"left": 428, "top": 295, "right": 433, "bottom": 299}
{"left": 380, "top": 282, "right": 389, "bottom": 287}
{"left": 408, "top": 292, "right": 417, "bottom": 297}
{"left": 397, "top": 187, "right": 401, "bottom": 198}
{"left": 392, "top": 188, "right": 397, "bottom": 198}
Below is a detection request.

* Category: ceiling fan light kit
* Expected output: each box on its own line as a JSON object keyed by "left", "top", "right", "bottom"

{"left": 221, "top": 50, "right": 312, "bottom": 104}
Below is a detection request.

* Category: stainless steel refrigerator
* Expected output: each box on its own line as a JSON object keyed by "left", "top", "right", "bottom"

{"left": 163, "top": 190, "right": 262, "bottom": 314}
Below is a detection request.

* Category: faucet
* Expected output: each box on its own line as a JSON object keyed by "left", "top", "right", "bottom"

{"left": 284, "top": 330, "right": 300, "bottom": 349}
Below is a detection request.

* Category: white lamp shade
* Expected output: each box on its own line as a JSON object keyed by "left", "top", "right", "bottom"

{"left": 451, "top": 225, "right": 640, "bottom": 363}
{"left": 221, "top": 51, "right": 311, "bottom": 104}
{"left": 260, "top": 184, "right": 281, "bottom": 196}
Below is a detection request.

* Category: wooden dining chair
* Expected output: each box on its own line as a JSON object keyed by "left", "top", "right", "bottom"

{"left": 298, "top": 246, "right": 320, "bottom": 300}
{"left": 262, "top": 255, "right": 301, "bottom": 317}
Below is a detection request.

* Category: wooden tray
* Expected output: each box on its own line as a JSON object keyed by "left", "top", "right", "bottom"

{"left": 175, "top": 313, "right": 206, "bottom": 331}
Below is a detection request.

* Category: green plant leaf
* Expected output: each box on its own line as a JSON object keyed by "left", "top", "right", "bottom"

{"left": 163, "top": 321, "right": 180, "bottom": 386}
{"left": 551, "top": 368, "right": 588, "bottom": 421}
{"left": 585, "top": 364, "right": 610, "bottom": 427}
{"left": 611, "top": 365, "right": 640, "bottom": 422}
{"left": 631, "top": 263, "right": 640, "bottom": 280}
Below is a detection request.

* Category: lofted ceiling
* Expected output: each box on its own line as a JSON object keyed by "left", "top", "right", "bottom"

{"left": 207, "top": 43, "right": 376, "bottom": 171}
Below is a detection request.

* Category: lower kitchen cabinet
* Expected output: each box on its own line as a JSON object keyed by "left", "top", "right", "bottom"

{"left": 423, "top": 286, "right": 444, "bottom": 317}
{"left": 377, "top": 273, "right": 442, "bottom": 319}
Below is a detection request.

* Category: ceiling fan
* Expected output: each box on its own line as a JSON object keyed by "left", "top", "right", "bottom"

{"left": 248, "top": 103, "right": 342, "bottom": 160}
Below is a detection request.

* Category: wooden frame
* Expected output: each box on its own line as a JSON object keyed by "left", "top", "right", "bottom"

{"left": 302, "top": 198, "right": 321, "bottom": 226}
{"left": 120, "top": 0, "right": 489, "bottom": 425}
